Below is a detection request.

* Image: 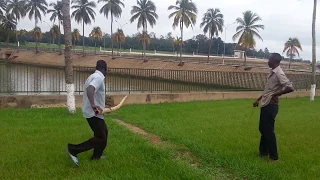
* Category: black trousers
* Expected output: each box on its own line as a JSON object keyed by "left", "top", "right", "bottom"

{"left": 259, "top": 104, "right": 279, "bottom": 160}
{"left": 69, "top": 117, "right": 108, "bottom": 160}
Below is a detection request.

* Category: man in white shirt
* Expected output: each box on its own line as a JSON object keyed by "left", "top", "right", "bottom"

{"left": 67, "top": 60, "right": 107, "bottom": 166}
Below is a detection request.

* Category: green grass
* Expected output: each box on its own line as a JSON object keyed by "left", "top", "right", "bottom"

{"left": 112, "top": 98, "right": 320, "bottom": 180}
{"left": 1, "top": 98, "right": 319, "bottom": 180}
{"left": 0, "top": 108, "right": 227, "bottom": 180}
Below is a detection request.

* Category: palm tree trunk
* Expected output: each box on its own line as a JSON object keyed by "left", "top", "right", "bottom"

{"left": 6, "top": 33, "right": 9, "bottom": 47}
{"left": 119, "top": 41, "right": 122, "bottom": 57}
{"left": 179, "top": 18, "right": 184, "bottom": 65}
{"left": 95, "top": 38, "right": 96, "bottom": 54}
{"left": 59, "top": 21, "right": 62, "bottom": 55}
{"left": 36, "top": 39, "right": 38, "bottom": 53}
{"left": 143, "top": 22, "right": 147, "bottom": 62}
{"left": 207, "top": 36, "right": 213, "bottom": 63}
{"left": 111, "top": 13, "right": 114, "bottom": 59}
{"left": 289, "top": 48, "right": 293, "bottom": 69}
{"left": 82, "top": 19, "right": 85, "bottom": 57}
{"left": 172, "top": 43, "right": 174, "bottom": 54}
{"left": 16, "top": 30, "right": 19, "bottom": 50}
{"left": 62, "top": 0, "right": 76, "bottom": 114}
{"left": 311, "top": 0, "right": 317, "bottom": 101}
{"left": 34, "top": 14, "right": 37, "bottom": 28}
{"left": 244, "top": 49, "right": 247, "bottom": 67}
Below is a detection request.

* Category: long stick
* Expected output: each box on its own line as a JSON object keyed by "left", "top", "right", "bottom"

{"left": 102, "top": 95, "right": 128, "bottom": 113}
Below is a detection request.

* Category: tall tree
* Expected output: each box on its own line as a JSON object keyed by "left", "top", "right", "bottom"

{"left": 89, "top": 26, "right": 102, "bottom": 54}
{"left": 17, "top": 29, "right": 27, "bottom": 44}
{"left": 130, "top": 0, "right": 158, "bottom": 61}
{"left": 264, "top": 47, "right": 270, "bottom": 59}
{"left": 232, "top": 10, "right": 264, "bottom": 67}
{"left": 98, "top": 0, "right": 124, "bottom": 59}
{"left": 71, "top": 0, "right": 96, "bottom": 56}
{"left": 113, "top": 28, "right": 125, "bottom": 56}
{"left": 72, "top": 28, "right": 80, "bottom": 49}
{"left": 47, "top": 1, "right": 63, "bottom": 54}
{"left": 200, "top": 8, "right": 224, "bottom": 63}
{"left": 31, "top": 26, "right": 42, "bottom": 53}
{"left": 168, "top": 0, "right": 197, "bottom": 65}
{"left": 283, "top": 37, "right": 302, "bottom": 69}
{"left": 50, "top": 24, "right": 59, "bottom": 44}
{"left": 0, "top": 13, "right": 17, "bottom": 46}
{"left": 25, "top": 0, "right": 48, "bottom": 28}
{"left": 0, "top": 0, "right": 6, "bottom": 19}
{"left": 62, "top": 0, "right": 75, "bottom": 114}
{"left": 311, "top": 0, "right": 317, "bottom": 101}
{"left": 6, "top": 0, "right": 26, "bottom": 48}
{"left": 173, "top": 36, "right": 183, "bottom": 57}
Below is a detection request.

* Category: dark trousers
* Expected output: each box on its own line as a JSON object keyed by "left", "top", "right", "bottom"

{"left": 259, "top": 104, "right": 279, "bottom": 160}
{"left": 69, "top": 117, "right": 108, "bottom": 160}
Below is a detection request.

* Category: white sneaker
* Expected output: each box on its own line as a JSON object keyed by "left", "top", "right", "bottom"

{"left": 66, "top": 149, "right": 79, "bottom": 167}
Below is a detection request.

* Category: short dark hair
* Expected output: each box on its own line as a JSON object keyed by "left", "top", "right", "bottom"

{"left": 96, "top": 60, "right": 107, "bottom": 70}
{"left": 270, "top": 53, "right": 282, "bottom": 64}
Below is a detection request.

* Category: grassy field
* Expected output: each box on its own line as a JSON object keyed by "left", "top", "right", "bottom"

{"left": 112, "top": 98, "right": 320, "bottom": 180}
{"left": 0, "top": 108, "right": 230, "bottom": 180}
{"left": 1, "top": 98, "right": 319, "bottom": 179}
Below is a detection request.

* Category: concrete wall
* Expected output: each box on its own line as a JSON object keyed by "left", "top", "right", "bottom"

{"left": 0, "top": 90, "right": 318, "bottom": 109}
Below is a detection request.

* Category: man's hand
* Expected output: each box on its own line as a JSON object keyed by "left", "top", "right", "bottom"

{"left": 91, "top": 104, "right": 103, "bottom": 115}
{"left": 253, "top": 100, "right": 259, "bottom": 107}
{"left": 253, "top": 95, "right": 262, "bottom": 107}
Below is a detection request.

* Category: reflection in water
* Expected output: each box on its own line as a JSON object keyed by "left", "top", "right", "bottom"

{"left": 0, "top": 63, "right": 226, "bottom": 95}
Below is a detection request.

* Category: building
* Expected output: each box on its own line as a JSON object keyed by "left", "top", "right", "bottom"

{"left": 234, "top": 50, "right": 245, "bottom": 59}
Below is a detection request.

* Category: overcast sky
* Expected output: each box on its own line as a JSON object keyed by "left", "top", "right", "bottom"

{"left": 18, "top": 0, "right": 319, "bottom": 61}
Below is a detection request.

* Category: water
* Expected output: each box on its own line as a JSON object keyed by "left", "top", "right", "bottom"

{"left": 0, "top": 62, "right": 227, "bottom": 95}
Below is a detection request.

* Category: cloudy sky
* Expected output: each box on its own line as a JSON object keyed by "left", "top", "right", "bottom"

{"left": 18, "top": 0, "right": 319, "bottom": 61}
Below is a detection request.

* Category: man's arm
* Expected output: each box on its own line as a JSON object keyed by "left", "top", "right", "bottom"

{"left": 87, "top": 85, "right": 96, "bottom": 106}
{"left": 273, "top": 86, "right": 294, "bottom": 97}
{"left": 87, "top": 77, "right": 104, "bottom": 114}
{"left": 273, "top": 72, "right": 295, "bottom": 97}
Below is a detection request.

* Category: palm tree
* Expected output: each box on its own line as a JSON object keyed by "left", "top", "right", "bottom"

{"left": 283, "top": 38, "right": 302, "bottom": 69}
{"left": 0, "top": 13, "right": 17, "bottom": 46}
{"left": 200, "top": 8, "right": 224, "bottom": 63}
{"left": 25, "top": 0, "right": 48, "bottom": 28}
{"left": 50, "top": 24, "right": 59, "bottom": 44}
{"left": 47, "top": 1, "right": 63, "bottom": 54}
{"left": 62, "top": 0, "right": 76, "bottom": 114}
{"left": 168, "top": 0, "right": 197, "bottom": 65}
{"left": 98, "top": 0, "right": 124, "bottom": 59}
{"left": 0, "top": 0, "right": 6, "bottom": 19}
{"left": 311, "top": 0, "right": 317, "bottom": 101}
{"left": 137, "top": 31, "right": 150, "bottom": 45}
{"left": 6, "top": 0, "right": 25, "bottom": 48}
{"left": 89, "top": 26, "right": 102, "bottom": 54}
{"left": 130, "top": 0, "right": 158, "bottom": 61}
{"left": 113, "top": 28, "right": 125, "bottom": 56}
{"left": 72, "top": 28, "right": 80, "bottom": 49}
{"left": 232, "top": 10, "right": 264, "bottom": 67}
{"left": 17, "top": 29, "right": 27, "bottom": 43}
{"left": 71, "top": 0, "right": 96, "bottom": 56}
{"left": 31, "top": 26, "right": 42, "bottom": 53}
{"left": 173, "top": 36, "right": 183, "bottom": 57}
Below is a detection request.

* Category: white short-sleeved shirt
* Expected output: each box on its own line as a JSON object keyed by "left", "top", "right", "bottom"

{"left": 82, "top": 70, "right": 105, "bottom": 119}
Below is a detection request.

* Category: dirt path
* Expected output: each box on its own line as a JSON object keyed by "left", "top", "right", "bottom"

{"left": 112, "top": 118, "right": 243, "bottom": 180}
{"left": 0, "top": 49, "right": 309, "bottom": 74}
